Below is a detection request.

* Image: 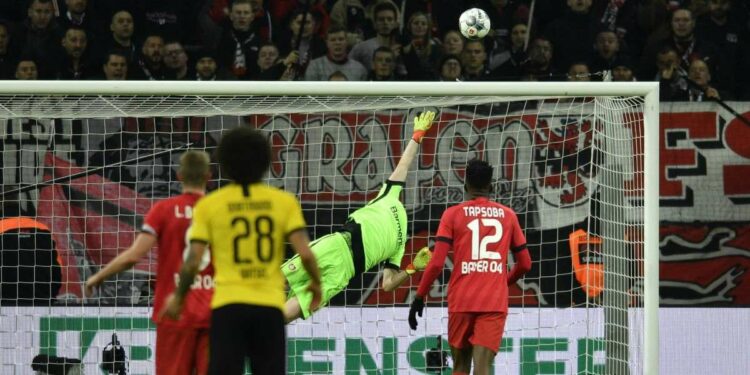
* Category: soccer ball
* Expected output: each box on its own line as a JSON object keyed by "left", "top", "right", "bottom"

{"left": 459, "top": 8, "right": 491, "bottom": 40}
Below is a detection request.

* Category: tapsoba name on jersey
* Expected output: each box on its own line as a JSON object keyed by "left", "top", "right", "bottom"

{"left": 462, "top": 206, "right": 505, "bottom": 218}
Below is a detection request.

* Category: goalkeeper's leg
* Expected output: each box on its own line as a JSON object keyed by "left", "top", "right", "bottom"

{"left": 284, "top": 297, "right": 303, "bottom": 323}
{"left": 283, "top": 232, "right": 354, "bottom": 323}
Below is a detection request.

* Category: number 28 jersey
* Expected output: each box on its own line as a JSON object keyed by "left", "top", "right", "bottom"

{"left": 189, "top": 183, "right": 307, "bottom": 311}
{"left": 436, "top": 196, "right": 527, "bottom": 312}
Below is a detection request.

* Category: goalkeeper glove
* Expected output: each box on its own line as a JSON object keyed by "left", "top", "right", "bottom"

{"left": 412, "top": 111, "right": 436, "bottom": 144}
{"left": 408, "top": 296, "right": 425, "bottom": 330}
{"left": 405, "top": 247, "right": 432, "bottom": 275}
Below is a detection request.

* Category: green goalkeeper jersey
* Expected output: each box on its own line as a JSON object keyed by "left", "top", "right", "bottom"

{"left": 348, "top": 180, "right": 407, "bottom": 271}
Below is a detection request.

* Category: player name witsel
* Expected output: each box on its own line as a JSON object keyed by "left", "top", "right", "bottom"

{"left": 462, "top": 206, "right": 505, "bottom": 218}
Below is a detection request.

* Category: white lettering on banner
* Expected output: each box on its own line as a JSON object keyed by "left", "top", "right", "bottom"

{"left": 128, "top": 103, "right": 750, "bottom": 232}
{"left": 0, "top": 119, "right": 54, "bottom": 214}
{"left": 304, "top": 118, "right": 353, "bottom": 193}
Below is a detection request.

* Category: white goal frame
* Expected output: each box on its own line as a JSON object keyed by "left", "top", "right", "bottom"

{"left": 0, "top": 80, "right": 659, "bottom": 374}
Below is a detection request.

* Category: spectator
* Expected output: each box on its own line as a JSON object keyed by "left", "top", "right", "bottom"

{"left": 543, "top": 0, "right": 599, "bottom": 72}
{"left": 491, "top": 22, "right": 529, "bottom": 80}
{"left": 130, "top": 34, "right": 167, "bottom": 80}
{"left": 57, "top": 26, "right": 94, "bottom": 79}
{"left": 461, "top": 39, "right": 492, "bottom": 81}
{"left": 485, "top": 0, "right": 532, "bottom": 70}
{"left": 15, "top": 59, "right": 38, "bottom": 80}
{"left": 16, "top": 0, "right": 60, "bottom": 78}
{"left": 656, "top": 46, "right": 688, "bottom": 101}
{"left": 520, "top": 37, "right": 557, "bottom": 81}
{"left": 402, "top": 12, "right": 441, "bottom": 80}
{"left": 639, "top": 8, "right": 721, "bottom": 84}
{"left": 256, "top": 43, "right": 279, "bottom": 73}
{"left": 254, "top": 43, "right": 298, "bottom": 80}
{"left": 369, "top": 46, "right": 399, "bottom": 81}
{"left": 349, "top": 2, "right": 400, "bottom": 72}
{"left": 163, "top": 40, "right": 190, "bottom": 80}
{"left": 208, "top": 0, "right": 274, "bottom": 41}
{"left": 686, "top": 58, "right": 729, "bottom": 100}
{"left": 590, "top": 0, "right": 641, "bottom": 53}
{"left": 276, "top": 11, "right": 325, "bottom": 73}
{"left": 304, "top": 26, "right": 367, "bottom": 81}
{"left": 328, "top": 70, "right": 348, "bottom": 81}
{"left": 101, "top": 52, "right": 128, "bottom": 80}
{"left": 57, "top": 0, "right": 93, "bottom": 33}
{"left": 567, "top": 62, "right": 591, "bottom": 81}
{"left": 0, "top": 22, "right": 12, "bottom": 79}
{"left": 438, "top": 54, "right": 462, "bottom": 82}
{"left": 329, "top": 0, "right": 367, "bottom": 49}
{"left": 663, "top": 58, "right": 729, "bottom": 101}
{"left": 696, "top": 0, "right": 748, "bottom": 97}
{"left": 401, "top": 0, "right": 464, "bottom": 39}
{"left": 611, "top": 56, "right": 636, "bottom": 81}
{"left": 194, "top": 50, "right": 220, "bottom": 80}
{"left": 217, "top": 0, "right": 264, "bottom": 79}
{"left": 441, "top": 30, "right": 464, "bottom": 56}
{"left": 589, "top": 30, "right": 621, "bottom": 76}
{"left": 94, "top": 10, "right": 136, "bottom": 63}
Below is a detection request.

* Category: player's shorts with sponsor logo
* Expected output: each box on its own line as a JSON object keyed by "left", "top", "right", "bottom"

{"left": 448, "top": 311, "right": 508, "bottom": 353}
{"left": 156, "top": 323, "right": 209, "bottom": 375}
{"left": 282, "top": 232, "right": 355, "bottom": 319}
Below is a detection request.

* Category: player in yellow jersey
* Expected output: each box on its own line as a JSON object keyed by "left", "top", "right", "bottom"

{"left": 161, "top": 127, "right": 321, "bottom": 375}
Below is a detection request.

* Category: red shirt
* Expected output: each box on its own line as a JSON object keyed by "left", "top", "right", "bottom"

{"left": 418, "top": 197, "right": 527, "bottom": 312}
{"left": 144, "top": 192, "right": 213, "bottom": 328}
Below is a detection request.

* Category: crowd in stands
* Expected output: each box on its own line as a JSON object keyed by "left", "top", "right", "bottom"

{"left": 1, "top": 0, "right": 749, "bottom": 101}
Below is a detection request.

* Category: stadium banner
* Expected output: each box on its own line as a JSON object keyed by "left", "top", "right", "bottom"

{"left": 0, "top": 102, "right": 747, "bottom": 305}
{"left": 1, "top": 307, "right": 747, "bottom": 375}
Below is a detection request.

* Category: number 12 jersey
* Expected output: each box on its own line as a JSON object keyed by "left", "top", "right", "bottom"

{"left": 435, "top": 196, "right": 527, "bottom": 312}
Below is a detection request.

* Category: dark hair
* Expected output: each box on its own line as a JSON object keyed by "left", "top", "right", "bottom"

{"left": 465, "top": 159, "right": 493, "bottom": 191}
{"left": 326, "top": 24, "right": 347, "bottom": 37}
{"left": 439, "top": 54, "right": 462, "bottom": 67}
{"left": 103, "top": 51, "right": 127, "bottom": 64}
{"left": 28, "top": 0, "right": 52, "bottom": 8}
{"left": 230, "top": 0, "right": 253, "bottom": 10}
{"left": 217, "top": 126, "right": 271, "bottom": 184}
{"left": 373, "top": 2, "right": 398, "bottom": 19}
{"left": 372, "top": 46, "right": 394, "bottom": 58}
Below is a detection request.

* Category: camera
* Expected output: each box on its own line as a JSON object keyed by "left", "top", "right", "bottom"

{"left": 101, "top": 333, "right": 127, "bottom": 375}
{"left": 425, "top": 335, "right": 449, "bottom": 373}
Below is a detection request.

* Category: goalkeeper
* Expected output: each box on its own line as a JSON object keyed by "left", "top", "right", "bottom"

{"left": 283, "top": 111, "right": 436, "bottom": 323}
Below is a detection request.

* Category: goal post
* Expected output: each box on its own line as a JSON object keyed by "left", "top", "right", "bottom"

{"left": 0, "top": 81, "right": 659, "bottom": 374}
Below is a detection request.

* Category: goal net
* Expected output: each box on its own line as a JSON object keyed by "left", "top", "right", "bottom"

{"left": 0, "top": 81, "right": 658, "bottom": 374}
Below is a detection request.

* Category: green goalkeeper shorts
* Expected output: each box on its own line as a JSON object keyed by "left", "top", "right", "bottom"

{"left": 282, "top": 232, "right": 355, "bottom": 319}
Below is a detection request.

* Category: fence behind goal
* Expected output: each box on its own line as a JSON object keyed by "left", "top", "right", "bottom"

{"left": 0, "top": 81, "right": 659, "bottom": 374}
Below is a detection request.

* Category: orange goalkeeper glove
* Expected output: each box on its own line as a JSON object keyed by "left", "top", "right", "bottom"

{"left": 406, "top": 247, "right": 433, "bottom": 275}
{"left": 412, "top": 111, "right": 436, "bottom": 144}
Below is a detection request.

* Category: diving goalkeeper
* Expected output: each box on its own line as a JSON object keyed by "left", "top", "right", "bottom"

{"left": 283, "top": 111, "right": 436, "bottom": 323}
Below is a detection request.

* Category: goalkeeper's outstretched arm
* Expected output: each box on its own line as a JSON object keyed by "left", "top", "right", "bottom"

{"left": 388, "top": 111, "right": 435, "bottom": 183}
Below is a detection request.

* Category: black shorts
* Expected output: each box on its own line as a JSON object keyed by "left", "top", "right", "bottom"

{"left": 209, "top": 304, "right": 286, "bottom": 375}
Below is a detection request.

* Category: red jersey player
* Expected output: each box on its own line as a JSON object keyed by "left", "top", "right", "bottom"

{"left": 409, "top": 159, "right": 532, "bottom": 375}
{"left": 85, "top": 151, "right": 213, "bottom": 375}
